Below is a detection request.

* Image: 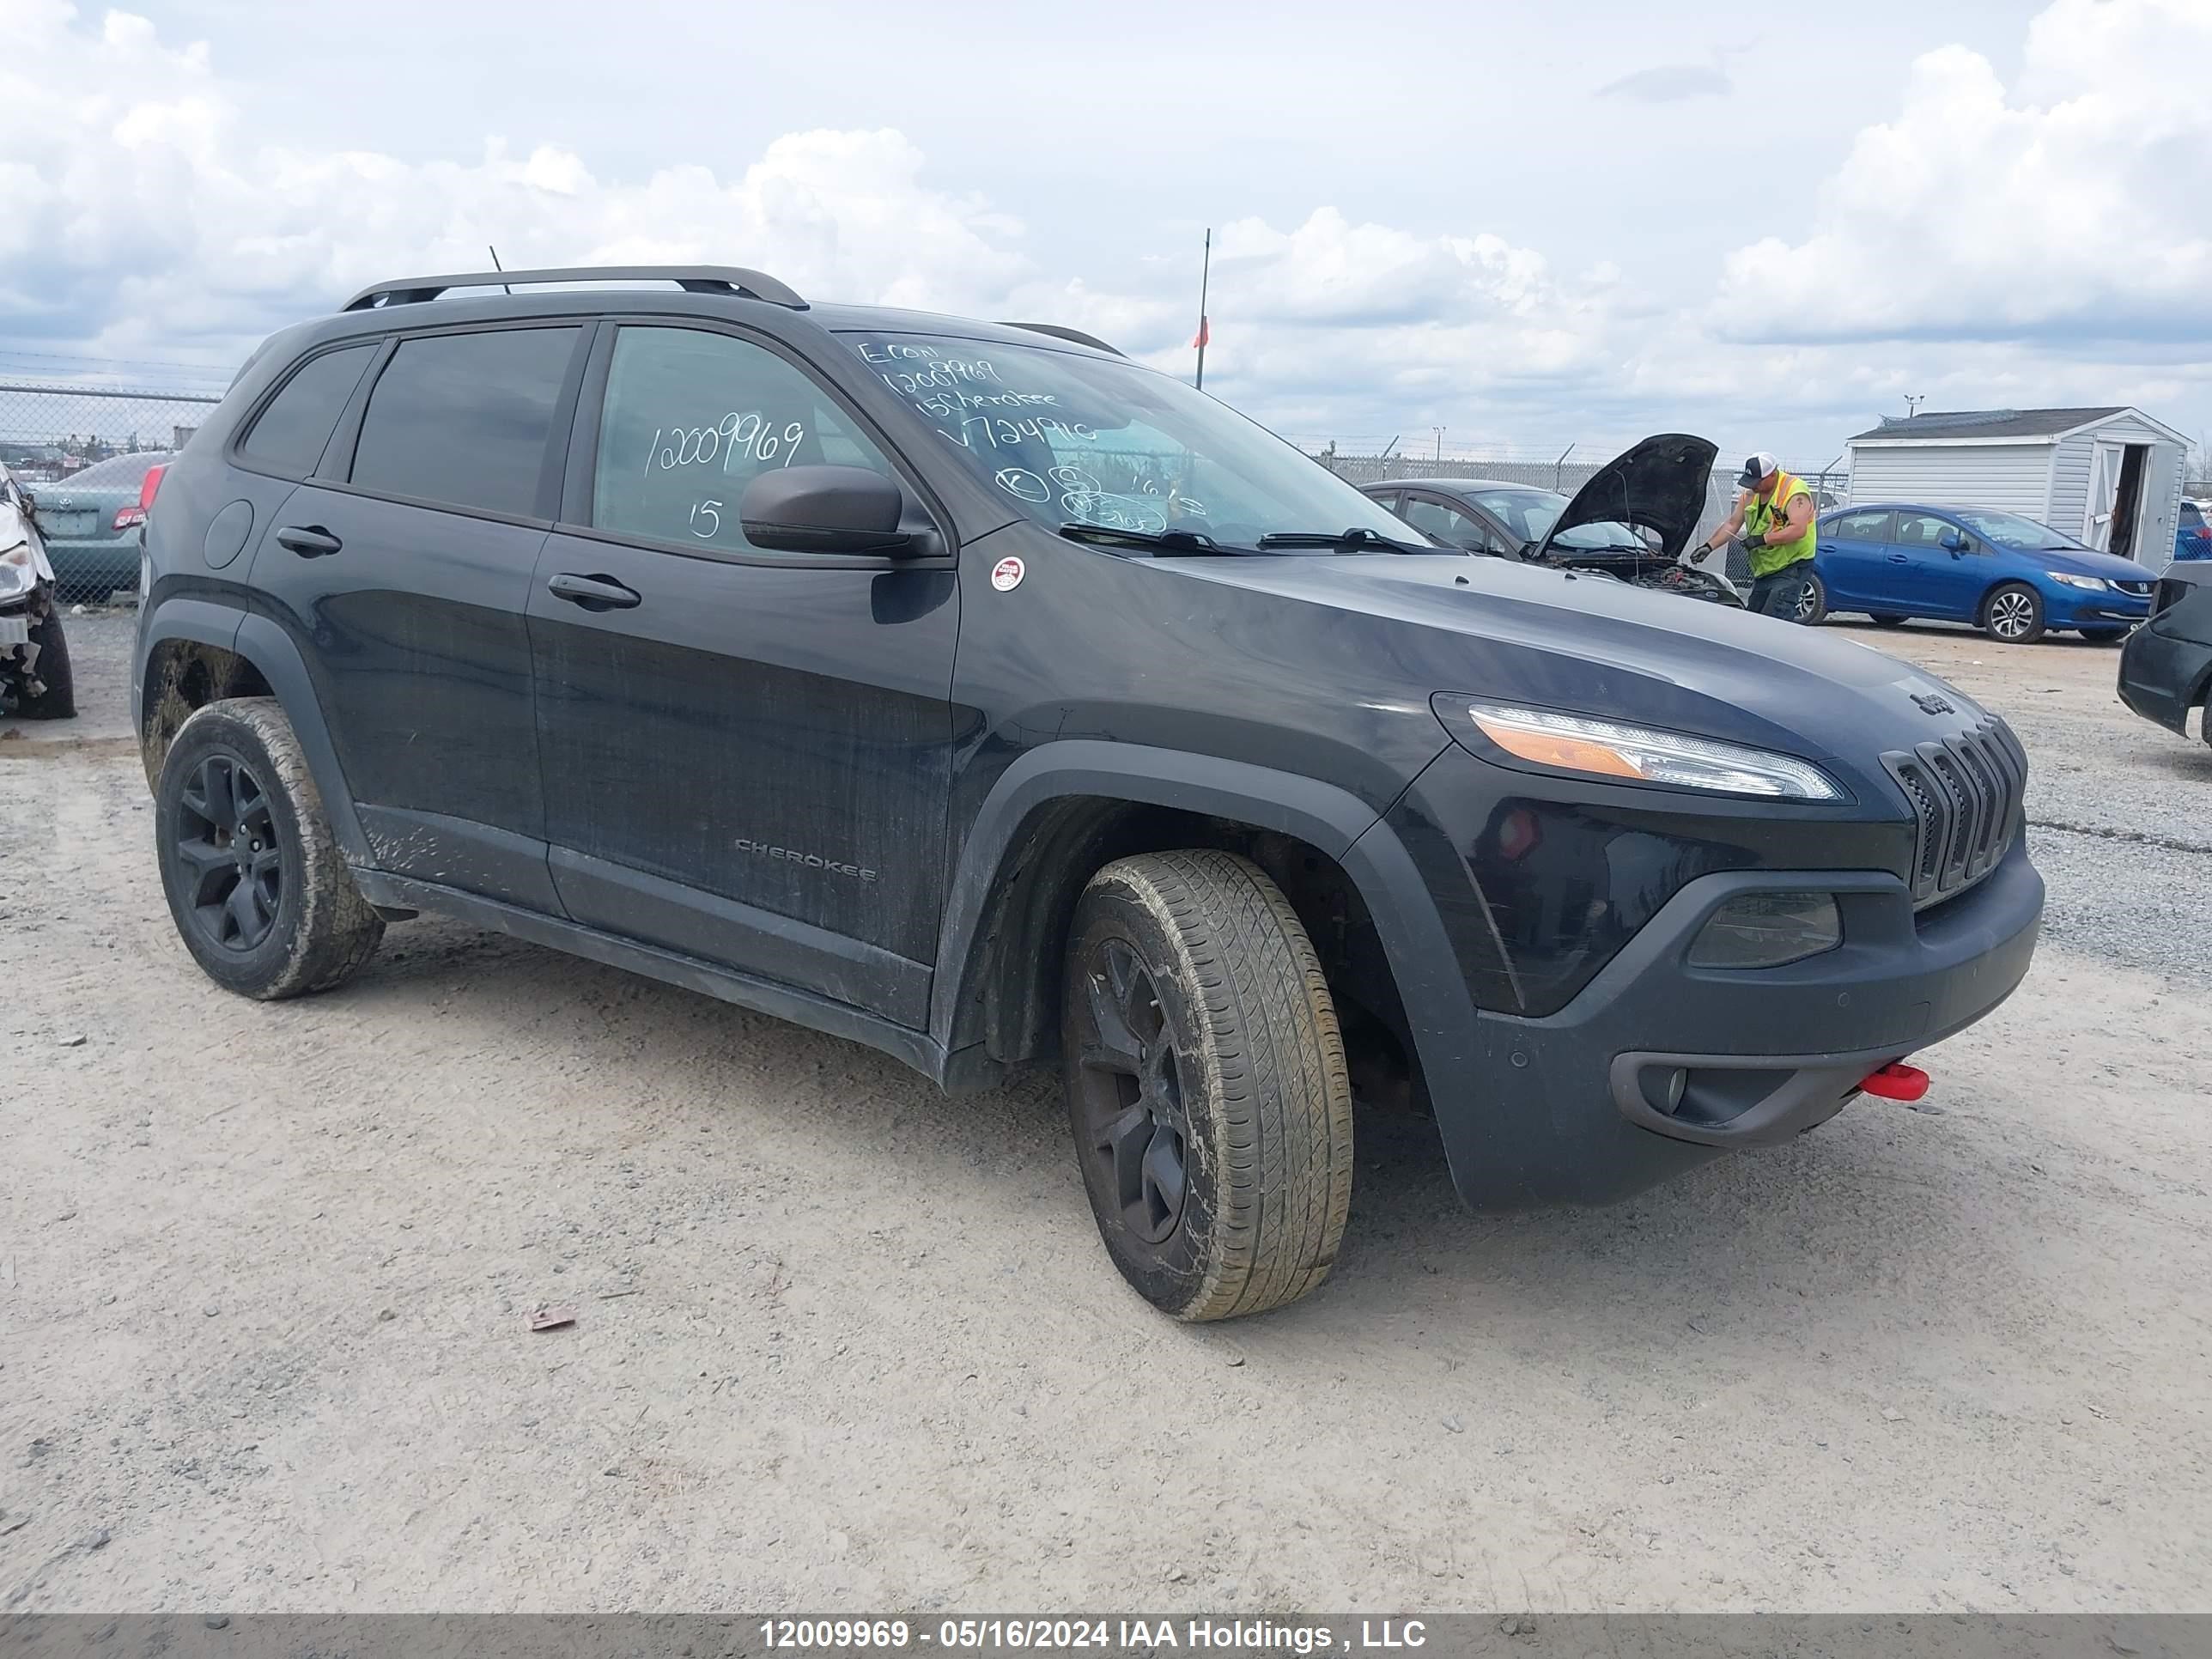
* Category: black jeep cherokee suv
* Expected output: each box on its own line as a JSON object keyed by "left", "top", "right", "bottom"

{"left": 135, "top": 265, "right": 2044, "bottom": 1320}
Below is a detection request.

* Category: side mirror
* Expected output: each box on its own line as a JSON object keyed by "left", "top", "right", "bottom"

{"left": 1939, "top": 530, "right": 1968, "bottom": 555}
{"left": 739, "top": 465, "right": 933, "bottom": 556}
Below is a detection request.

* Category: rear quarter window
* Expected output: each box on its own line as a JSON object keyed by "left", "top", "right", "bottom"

{"left": 238, "top": 343, "right": 376, "bottom": 477}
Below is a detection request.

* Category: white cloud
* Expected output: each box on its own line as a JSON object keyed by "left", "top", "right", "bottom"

{"left": 1717, "top": 0, "right": 2212, "bottom": 344}
{"left": 1596, "top": 59, "right": 1733, "bottom": 103}
{"left": 1, "top": 0, "right": 2208, "bottom": 461}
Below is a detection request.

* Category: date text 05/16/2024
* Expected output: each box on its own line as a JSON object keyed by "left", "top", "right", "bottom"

{"left": 757, "top": 1620, "right": 1431, "bottom": 1652}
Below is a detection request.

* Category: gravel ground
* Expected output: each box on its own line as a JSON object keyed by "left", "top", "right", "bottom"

{"left": 2, "top": 613, "right": 2208, "bottom": 1614}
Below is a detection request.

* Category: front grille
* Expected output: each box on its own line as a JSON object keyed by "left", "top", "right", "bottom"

{"left": 2112, "top": 579, "right": 2153, "bottom": 597}
{"left": 2156, "top": 577, "right": 2191, "bottom": 613}
{"left": 1882, "top": 717, "right": 2028, "bottom": 909}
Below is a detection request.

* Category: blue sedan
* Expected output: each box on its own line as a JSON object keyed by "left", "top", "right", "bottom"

{"left": 1814, "top": 503, "right": 2156, "bottom": 644}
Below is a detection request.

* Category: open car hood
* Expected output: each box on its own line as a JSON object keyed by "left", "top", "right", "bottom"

{"left": 1530, "top": 433, "right": 1718, "bottom": 563}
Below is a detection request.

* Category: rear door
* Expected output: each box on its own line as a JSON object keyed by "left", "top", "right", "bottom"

{"left": 1817, "top": 508, "right": 1894, "bottom": 610}
{"left": 526, "top": 320, "right": 958, "bottom": 1029}
{"left": 251, "top": 323, "right": 586, "bottom": 910}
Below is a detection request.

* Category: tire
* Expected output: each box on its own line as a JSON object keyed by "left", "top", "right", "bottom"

{"left": 1869, "top": 614, "right": 1907, "bottom": 629}
{"left": 1981, "top": 582, "right": 2046, "bottom": 644}
{"left": 155, "top": 697, "right": 384, "bottom": 1000}
{"left": 1791, "top": 570, "right": 1829, "bottom": 626}
{"left": 1062, "top": 849, "right": 1353, "bottom": 1322}
{"left": 11, "top": 605, "right": 75, "bottom": 719}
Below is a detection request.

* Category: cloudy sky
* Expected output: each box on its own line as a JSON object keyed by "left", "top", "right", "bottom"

{"left": 3, "top": 0, "right": 2205, "bottom": 465}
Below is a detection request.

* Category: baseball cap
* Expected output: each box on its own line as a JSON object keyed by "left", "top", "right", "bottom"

{"left": 1737, "top": 452, "right": 1779, "bottom": 489}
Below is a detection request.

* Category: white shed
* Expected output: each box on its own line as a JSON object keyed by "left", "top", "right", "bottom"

{"left": 1844, "top": 406, "right": 2189, "bottom": 568}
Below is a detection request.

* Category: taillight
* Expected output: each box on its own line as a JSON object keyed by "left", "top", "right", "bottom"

{"left": 115, "top": 464, "right": 167, "bottom": 532}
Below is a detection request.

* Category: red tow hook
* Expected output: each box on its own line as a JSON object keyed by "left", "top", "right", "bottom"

{"left": 1860, "top": 1062, "right": 1930, "bottom": 1102}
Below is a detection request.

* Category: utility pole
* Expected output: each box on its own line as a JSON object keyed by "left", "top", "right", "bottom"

{"left": 1193, "top": 228, "right": 1212, "bottom": 391}
{"left": 1433, "top": 426, "right": 1445, "bottom": 461}
{"left": 1904, "top": 394, "right": 1925, "bottom": 417}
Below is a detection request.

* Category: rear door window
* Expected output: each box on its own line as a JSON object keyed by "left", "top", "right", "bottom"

{"left": 239, "top": 343, "right": 376, "bottom": 477}
{"left": 589, "top": 325, "right": 898, "bottom": 555}
{"left": 1832, "top": 509, "right": 1893, "bottom": 540}
{"left": 1401, "top": 495, "right": 1491, "bottom": 551}
{"left": 349, "top": 327, "right": 580, "bottom": 517}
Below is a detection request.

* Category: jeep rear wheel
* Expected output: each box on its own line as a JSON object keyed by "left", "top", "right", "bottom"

{"left": 1063, "top": 849, "right": 1353, "bottom": 1321}
{"left": 155, "top": 698, "right": 384, "bottom": 1000}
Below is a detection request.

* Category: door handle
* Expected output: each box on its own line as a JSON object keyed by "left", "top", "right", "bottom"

{"left": 1886, "top": 553, "right": 1910, "bottom": 563}
{"left": 276, "top": 525, "right": 343, "bottom": 558}
{"left": 547, "top": 572, "right": 641, "bottom": 611}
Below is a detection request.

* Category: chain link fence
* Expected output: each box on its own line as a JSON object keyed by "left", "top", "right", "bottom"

{"left": 3, "top": 381, "right": 223, "bottom": 605}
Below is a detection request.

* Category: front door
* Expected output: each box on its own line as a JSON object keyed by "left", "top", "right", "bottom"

{"left": 252, "top": 324, "right": 586, "bottom": 910}
{"left": 528, "top": 321, "right": 958, "bottom": 1029}
{"left": 1888, "top": 511, "right": 1983, "bottom": 619}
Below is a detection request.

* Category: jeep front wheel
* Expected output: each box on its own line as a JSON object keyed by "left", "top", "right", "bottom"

{"left": 1062, "top": 849, "right": 1353, "bottom": 1321}
{"left": 155, "top": 698, "right": 385, "bottom": 1000}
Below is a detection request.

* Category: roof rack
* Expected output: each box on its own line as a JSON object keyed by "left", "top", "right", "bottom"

{"left": 341, "top": 264, "right": 808, "bottom": 313}
{"left": 1000, "top": 321, "right": 1124, "bottom": 357}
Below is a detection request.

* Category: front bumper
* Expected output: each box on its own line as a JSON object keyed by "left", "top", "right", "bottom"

{"left": 2118, "top": 617, "right": 2212, "bottom": 736}
{"left": 1373, "top": 824, "right": 2043, "bottom": 1212}
{"left": 2045, "top": 587, "right": 2151, "bottom": 629}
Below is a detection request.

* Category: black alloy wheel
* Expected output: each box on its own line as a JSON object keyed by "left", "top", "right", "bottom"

{"left": 173, "top": 752, "right": 285, "bottom": 953}
{"left": 1071, "top": 936, "right": 1190, "bottom": 1245}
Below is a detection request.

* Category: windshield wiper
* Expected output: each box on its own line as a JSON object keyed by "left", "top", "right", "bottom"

{"left": 1255, "top": 526, "right": 1432, "bottom": 555}
{"left": 1056, "top": 522, "right": 1243, "bottom": 556}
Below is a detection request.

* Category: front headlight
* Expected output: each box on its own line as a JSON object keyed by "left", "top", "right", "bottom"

{"left": 1434, "top": 696, "right": 1845, "bottom": 800}
{"left": 0, "top": 543, "right": 35, "bottom": 600}
{"left": 2048, "top": 573, "right": 2107, "bottom": 591}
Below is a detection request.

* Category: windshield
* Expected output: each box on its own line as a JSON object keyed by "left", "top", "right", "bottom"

{"left": 1953, "top": 508, "right": 2083, "bottom": 550}
{"left": 1461, "top": 485, "right": 1644, "bottom": 553}
{"left": 842, "top": 331, "right": 1425, "bottom": 550}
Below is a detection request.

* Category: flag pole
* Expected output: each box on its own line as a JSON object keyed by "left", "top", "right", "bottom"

{"left": 1194, "top": 228, "right": 1212, "bottom": 391}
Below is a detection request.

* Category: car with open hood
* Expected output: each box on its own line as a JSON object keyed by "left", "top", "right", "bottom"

{"left": 134, "top": 266, "right": 2043, "bottom": 1322}
{"left": 1359, "top": 434, "right": 1719, "bottom": 580}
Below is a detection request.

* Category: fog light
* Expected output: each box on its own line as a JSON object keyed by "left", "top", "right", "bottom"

{"left": 1689, "top": 891, "right": 1840, "bottom": 969}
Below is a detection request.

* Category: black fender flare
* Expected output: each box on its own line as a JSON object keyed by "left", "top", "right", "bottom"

{"left": 138, "top": 599, "right": 368, "bottom": 866}
{"left": 927, "top": 738, "right": 1474, "bottom": 1071}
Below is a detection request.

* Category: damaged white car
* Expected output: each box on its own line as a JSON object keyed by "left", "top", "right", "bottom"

{"left": 1, "top": 462, "right": 75, "bottom": 719}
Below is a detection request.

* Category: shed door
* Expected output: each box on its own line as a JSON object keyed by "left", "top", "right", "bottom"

{"left": 2086, "top": 442, "right": 2124, "bottom": 550}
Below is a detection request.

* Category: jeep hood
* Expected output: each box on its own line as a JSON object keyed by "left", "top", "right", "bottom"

{"left": 1530, "top": 433, "right": 1718, "bottom": 563}
{"left": 1156, "top": 550, "right": 1984, "bottom": 791}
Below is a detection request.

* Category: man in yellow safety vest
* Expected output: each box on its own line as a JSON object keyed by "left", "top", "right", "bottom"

{"left": 1695, "top": 452, "right": 1820, "bottom": 621}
